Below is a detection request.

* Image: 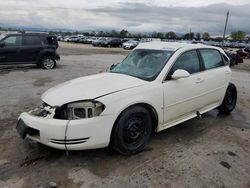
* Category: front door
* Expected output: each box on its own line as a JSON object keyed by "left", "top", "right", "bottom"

{"left": 161, "top": 50, "right": 204, "bottom": 129}
{"left": 0, "top": 35, "right": 23, "bottom": 64}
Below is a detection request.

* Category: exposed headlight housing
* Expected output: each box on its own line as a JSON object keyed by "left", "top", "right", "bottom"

{"left": 29, "top": 103, "right": 55, "bottom": 118}
{"left": 54, "top": 100, "right": 105, "bottom": 120}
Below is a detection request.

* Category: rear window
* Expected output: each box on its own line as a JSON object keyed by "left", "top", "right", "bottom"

{"left": 200, "top": 49, "right": 224, "bottom": 70}
{"left": 24, "top": 36, "right": 41, "bottom": 45}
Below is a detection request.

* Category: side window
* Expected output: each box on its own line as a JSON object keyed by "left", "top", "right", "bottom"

{"left": 200, "top": 49, "right": 224, "bottom": 70}
{"left": 169, "top": 50, "right": 200, "bottom": 76}
{"left": 24, "top": 36, "right": 41, "bottom": 46}
{"left": 3, "top": 36, "right": 22, "bottom": 46}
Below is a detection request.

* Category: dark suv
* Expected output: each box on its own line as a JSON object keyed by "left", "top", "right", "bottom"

{"left": 101, "top": 38, "right": 122, "bottom": 47}
{"left": 0, "top": 33, "right": 60, "bottom": 69}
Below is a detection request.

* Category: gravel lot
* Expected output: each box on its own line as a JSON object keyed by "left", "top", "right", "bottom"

{"left": 0, "top": 42, "right": 250, "bottom": 188}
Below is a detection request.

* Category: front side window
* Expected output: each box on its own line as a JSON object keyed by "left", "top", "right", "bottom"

{"left": 24, "top": 36, "right": 41, "bottom": 45}
{"left": 200, "top": 49, "right": 224, "bottom": 70}
{"left": 3, "top": 36, "right": 22, "bottom": 46}
{"left": 169, "top": 50, "right": 200, "bottom": 77}
{"left": 111, "top": 49, "right": 173, "bottom": 81}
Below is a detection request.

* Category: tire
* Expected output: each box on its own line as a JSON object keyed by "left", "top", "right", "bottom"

{"left": 40, "top": 56, "right": 56, "bottom": 70}
{"left": 218, "top": 83, "right": 237, "bottom": 114}
{"left": 111, "top": 106, "right": 152, "bottom": 155}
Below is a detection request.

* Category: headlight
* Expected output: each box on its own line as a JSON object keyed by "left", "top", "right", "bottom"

{"left": 55, "top": 101, "right": 105, "bottom": 120}
{"left": 29, "top": 103, "right": 55, "bottom": 118}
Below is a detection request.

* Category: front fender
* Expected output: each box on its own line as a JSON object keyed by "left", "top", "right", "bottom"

{"left": 97, "top": 82, "right": 164, "bottom": 125}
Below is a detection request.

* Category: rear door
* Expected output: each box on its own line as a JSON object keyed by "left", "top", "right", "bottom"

{"left": 20, "top": 35, "right": 42, "bottom": 62}
{"left": 0, "top": 35, "right": 23, "bottom": 64}
{"left": 198, "top": 49, "right": 230, "bottom": 111}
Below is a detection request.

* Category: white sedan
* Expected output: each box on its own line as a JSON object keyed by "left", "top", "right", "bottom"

{"left": 122, "top": 40, "right": 139, "bottom": 50}
{"left": 17, "top": 42, "right": 237, "bottom": 155}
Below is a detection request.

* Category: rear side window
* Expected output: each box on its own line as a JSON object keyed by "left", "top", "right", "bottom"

{"left": 24, "top": 36, "right": 41, "bottom": 45}
{"left": 3, "top": 36, "right": 22, "bottom": 46}
{"left": 200, "top": 49, "right": 224, "bottom": 70}
{"left": 170, "top": 50, "right": 200, "bottom": 75}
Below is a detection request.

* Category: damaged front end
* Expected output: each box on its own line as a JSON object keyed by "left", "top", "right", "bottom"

{"left": 29, "top": 102, "right": 56, "bottom": 118}
{"left": 28, "top": 100, "right": 105, "bottom": 120}
{"left": 16, "top": 100, "right": 109, "bottom": 150}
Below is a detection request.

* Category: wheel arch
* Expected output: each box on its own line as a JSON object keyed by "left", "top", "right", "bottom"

{"left": 109, "top": 102, "right": 159, "bottom": 146}
{"left": 37, "top": 51, "right": 56, "bottom": 64}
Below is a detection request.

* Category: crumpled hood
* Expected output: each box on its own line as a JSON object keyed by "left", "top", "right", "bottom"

{"left": 42, "top": 72, "right": 147, "bottom": 106}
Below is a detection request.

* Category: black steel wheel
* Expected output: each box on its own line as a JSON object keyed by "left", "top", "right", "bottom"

{"left": 218, "top": 83, "right": 237, "bottom": 114}
{"left": 111, "top": 106, "right": 152, "bottom": 155}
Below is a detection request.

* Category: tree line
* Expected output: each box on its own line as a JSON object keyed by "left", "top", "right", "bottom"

{"left": 0, "top": 27, "right": 248, "bottom": 41}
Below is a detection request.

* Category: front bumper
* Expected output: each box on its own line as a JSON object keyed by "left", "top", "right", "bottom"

{"left": 17, "top": 112, "right": 116, "bottom": 150}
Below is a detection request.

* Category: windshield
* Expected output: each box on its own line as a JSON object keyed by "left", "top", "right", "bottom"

{"left": 111, "top": 49, "right": 173, "bottom": 81}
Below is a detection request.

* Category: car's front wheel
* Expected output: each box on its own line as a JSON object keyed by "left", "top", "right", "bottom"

{"left": 218, "top": 83, "right": 237, "bottom": 114}
{"left": 111, "top": 106, "right": 152, "bottom": 155}
{"left": 40, "top": 56, "right": 56, "bottom": 69}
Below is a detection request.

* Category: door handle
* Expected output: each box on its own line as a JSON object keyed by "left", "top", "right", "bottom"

{"left": 225, "top": 70, "right": 230, "bottom": 74}
{"left": 196, "top": 77, "right": 204, "bottom": 83}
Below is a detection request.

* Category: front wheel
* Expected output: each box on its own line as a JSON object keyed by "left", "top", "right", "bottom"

{"left": 40, "top": 56, "right": 56, "bottom": 69}
{"left": 218, "top": 83, "right": 237, "bottom": 114}
{"left": 111, "top": 106, "right": 152, "bottom": 155}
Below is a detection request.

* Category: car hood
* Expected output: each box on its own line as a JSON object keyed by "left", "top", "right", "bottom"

{"left": 42, "top": 72, "right": 147, "bottom": 106}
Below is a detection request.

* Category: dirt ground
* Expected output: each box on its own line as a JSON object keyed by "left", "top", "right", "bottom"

{"left": 0, "top": 42, "right": 250, "bottom": 188}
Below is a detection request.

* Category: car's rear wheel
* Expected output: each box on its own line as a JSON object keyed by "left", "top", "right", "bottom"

{"left": 112, "top": 106, "right": 152, "bottom": 155}
{"left": 218, "top": 83, "right": 237, "bottom": 114}
{"left": 40, "top": 56, "right": 56, "bottom": 69}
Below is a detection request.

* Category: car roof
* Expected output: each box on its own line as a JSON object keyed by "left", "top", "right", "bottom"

{"left": 136, "top": 41, "right": 221, "bottom": 51}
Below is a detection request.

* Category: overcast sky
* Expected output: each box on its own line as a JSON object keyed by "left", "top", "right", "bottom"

{"left": 0, "top": 0, "right": 250, "bottom": 34}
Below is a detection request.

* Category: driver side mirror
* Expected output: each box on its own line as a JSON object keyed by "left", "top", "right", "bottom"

{"left": 171, "top": 69, "right": 190, "bottom": 80}
{"left": 0, "top": 42, "right": 5, "bottom": 47}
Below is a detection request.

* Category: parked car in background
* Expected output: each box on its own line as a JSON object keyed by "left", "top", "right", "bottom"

{"left": 17, "top": 42, "right": 237, "bottom": 155}
{"left": 101, "top": 38, "right": 122, "bottom": 47}
{"left": 92, "top": 38, "right": 107, "bottom": 47}
{"left": 0, "top": 34, "right": 6, "bottom": 40}
{"left": 122, "top": 40, "right": 139, "bottom": 50}
{"left": 0, "top": 33, "right": 60, "bottom": 69}
{"left": 64, "top": 36, "right": 81, "bottom": 42}
{"left": 76, "top": 37, "right": 87, "bottom": 43}
{"left": 85, "top": 37, "right": 99, "bottom": 44}
{"left": 56, "top": 35, "right": 63, "bottom": 41}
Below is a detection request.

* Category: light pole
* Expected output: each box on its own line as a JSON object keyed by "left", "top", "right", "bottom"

{"left": 222, "top": 11, "right": 229, "bottom": 46}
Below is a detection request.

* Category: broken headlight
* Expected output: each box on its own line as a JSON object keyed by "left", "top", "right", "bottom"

{"left": 54, "top": 101, "right": 105, "bottom": 120}
{"left": 29, "top": 103, "right": 55, "bottom": 118}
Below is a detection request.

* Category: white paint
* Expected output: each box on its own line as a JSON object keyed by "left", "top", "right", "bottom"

{"left": 18, "top": 42, "right": 231, "bottom": 150}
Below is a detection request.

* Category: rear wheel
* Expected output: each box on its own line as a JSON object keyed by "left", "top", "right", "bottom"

{"left": 40, "top": 56, "right": 56, "bottom": 69}
{"left": 111, "top": 106, "right": 152, "bottom": 155}
{"left": 218, "top": 83, "right": 237, "bottom": 114}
